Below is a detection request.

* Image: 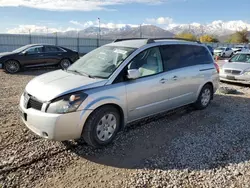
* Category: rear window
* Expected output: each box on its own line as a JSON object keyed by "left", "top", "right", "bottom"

{"left": 160, "top": 44, "right": 213, "bottom": 71}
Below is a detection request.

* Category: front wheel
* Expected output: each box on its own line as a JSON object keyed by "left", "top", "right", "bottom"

{"left": 193, "top": 84, "right": 213, "bottom": 110}
{"left": 4, "top": 60, "right": 21, "bottom": 74}
{"left": 82, "top": 106, "right": 121, "bottom": 148}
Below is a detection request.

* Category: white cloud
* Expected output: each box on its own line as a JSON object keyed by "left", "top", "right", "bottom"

{"left": 146, "top": 17, "right": 173, "bottom": 25}
{"left": 0, "top": 0, "right": 165, "bottom": 11}
{"left": 70, "top": 20, "right": 139, "bottom": 29}
{"left": 70, "top": 20, "right": 94, "bottom": 28}
{"left": 6, "top": 21, "right": 139, "bottom": 34}
{"left": 6, "top": 25, "right": 79, "bottom": 34}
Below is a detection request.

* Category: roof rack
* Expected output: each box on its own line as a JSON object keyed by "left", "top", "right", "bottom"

{"left": 113, "top": 37, "right": 201, "bottom": 44}
{"left": 113, "top": 38, "right": 148, "bottom": 43}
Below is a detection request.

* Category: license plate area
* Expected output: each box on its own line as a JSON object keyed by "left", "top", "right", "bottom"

{"left": 226, "top": 75, "right": 236, "bottom": 80}
{"left": 19, "top": 108, "right": 27, "bottom": 121}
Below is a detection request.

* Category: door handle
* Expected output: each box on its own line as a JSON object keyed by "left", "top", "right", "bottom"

{"left": 159, "top": 78, "right": 167, "bottom": 84}
{"left": 39, "top": 54, "right": 44, "bottom": 57}
{"left": 172, "top": 76, "right": 178, "bottom": 81}
{"left": 58, "top": 54, "right": 62, "bottom": 56}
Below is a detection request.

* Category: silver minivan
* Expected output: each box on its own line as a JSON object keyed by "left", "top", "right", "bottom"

{"left": 19, "top": 38, "right": 219, "bottom": 147}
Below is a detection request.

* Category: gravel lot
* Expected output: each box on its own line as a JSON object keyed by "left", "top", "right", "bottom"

{"left": 1, "top": 64, "right": 250, "bottom": 188}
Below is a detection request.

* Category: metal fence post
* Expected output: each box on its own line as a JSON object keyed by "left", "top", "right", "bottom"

{"left": 29, "top": 34, "right": 32, "bottom": 44}
{"left": 55, "top": 32, "right": 58, "bottom": 45}
{"left": 77, "top": 32, "right": 80, "bottom": 53}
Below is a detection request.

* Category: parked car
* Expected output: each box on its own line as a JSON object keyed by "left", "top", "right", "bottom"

{"left": 214, "top": 47, "right": 234, "bottom": 57}
{"left": 220, "top": 52, "right": 250, "bottom": 84}
{"left": 206, "top": 45, "right": 214, "bottom": 56}
{"left": 0, "top": 44, "right": 79, "bottom": 73}
{"left": 19, "top": 38, "right": 219, "bottom": 147}
{"left": 232, "top": 45, "right": 250, "bottom": 54}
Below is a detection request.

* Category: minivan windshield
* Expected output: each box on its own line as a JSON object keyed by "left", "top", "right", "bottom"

{"left": 230, "top": 53, "right": 250, "bottom": 63}
{"left": 67, "top": 46, "right": 135, "bottom": 79}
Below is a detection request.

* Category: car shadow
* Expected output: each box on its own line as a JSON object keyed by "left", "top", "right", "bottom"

{"left": 64, "top": 94, "right": 250, "bottom": 171}
{"left": 16, "top": 67, "right": 59, "bottom": 76}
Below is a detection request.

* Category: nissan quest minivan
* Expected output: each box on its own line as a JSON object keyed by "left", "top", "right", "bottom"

{"left": 19, "top": 38, "right": 219, "bottom": 147}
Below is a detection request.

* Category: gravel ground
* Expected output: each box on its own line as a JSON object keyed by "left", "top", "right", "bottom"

{"left": 1, "top": 65, "right": 250, "bottom": 188}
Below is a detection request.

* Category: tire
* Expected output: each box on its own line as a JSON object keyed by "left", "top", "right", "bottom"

{"left": 4, "top": 60, "right": 21, "bottom": 74}
{"left": 82, "top": 106, "right": 121, "bottom": 148}
{"left": 60, "top": 58, "right": 71, "bottom": 69}
{"left": 193, "top": 84, "right": 213, "bottom": 110}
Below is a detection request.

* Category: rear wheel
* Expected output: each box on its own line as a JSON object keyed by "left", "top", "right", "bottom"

{"left": 4, "top": 60, "right": 21, "bottom": 74}
{"left": 193, "top": 84, "right": 213, "bottom": 110}
{"left": 82, "top": 106, "right": 121, "bottom": 148}
{"left": 60, "top": 59, "right": 71, "bottom": 69}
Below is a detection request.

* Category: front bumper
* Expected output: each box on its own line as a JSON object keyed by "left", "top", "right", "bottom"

{"left": 219, "top": 73, "right": 250, "bottom": 85}
{"left": 19, "top": 94, "right": 93, "bottom": 141}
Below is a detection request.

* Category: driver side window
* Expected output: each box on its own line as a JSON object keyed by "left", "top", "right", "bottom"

{"left": 25, "top": 46, "right": 43, "bottom": 54}
{"left": 128, "top": 47, "right": 163, "bottom": 78}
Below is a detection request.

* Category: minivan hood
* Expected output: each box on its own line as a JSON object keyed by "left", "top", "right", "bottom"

{"left": 25, "top": 70, "right": 107, "bottom": 101}
{"left": 223, "top": 62, "right": 250, "bottom": 70}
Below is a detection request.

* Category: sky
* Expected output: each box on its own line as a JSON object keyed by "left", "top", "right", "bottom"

{"left": 0, "top": 0, "right": 250, "bottom": 34}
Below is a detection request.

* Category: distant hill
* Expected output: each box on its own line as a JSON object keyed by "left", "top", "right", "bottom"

{"left": 26, "top": 21, "right": 250, "bottom": 43}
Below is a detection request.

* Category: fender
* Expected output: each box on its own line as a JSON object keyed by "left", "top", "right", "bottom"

{"left": 79, "top": 95, "right": 128, "bottom": 125}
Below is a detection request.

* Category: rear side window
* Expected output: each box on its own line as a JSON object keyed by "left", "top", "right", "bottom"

{"left": 45, "top": 46, "right": 64, "bottom": 52}
{"left": 160, "top": 45, "right": 195, "bottom": 71}
{"left": 160, "top": 44, "right": 213, "bottom": 71}
{"left": 193, "top": 46, "right": 213, "bottom": 64}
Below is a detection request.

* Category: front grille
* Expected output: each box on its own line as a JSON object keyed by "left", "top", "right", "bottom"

{"left": 27, "top": 97, "right": 43, "bottom": 110}
{"left": 224, "top": 69, "right": 241, "bottom": 75}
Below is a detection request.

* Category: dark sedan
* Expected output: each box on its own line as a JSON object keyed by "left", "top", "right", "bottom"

{"left": 0, "top": 44, "right": 79, "bottom": 73}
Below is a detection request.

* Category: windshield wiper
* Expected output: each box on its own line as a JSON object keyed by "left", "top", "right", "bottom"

{"left": 66, "top": 69, "right": 95, "bottom": 78}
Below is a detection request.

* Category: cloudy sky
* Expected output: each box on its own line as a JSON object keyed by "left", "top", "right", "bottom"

{"left": 0, "top": 0, "right": 250, "bottom": 34}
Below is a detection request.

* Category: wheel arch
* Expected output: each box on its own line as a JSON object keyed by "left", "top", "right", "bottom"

{"left": 3, "top": 58, "right": 21, "bottom": 67}
{"left": 197, "top": 81, "right": 214, "bottom": 100}
{"left": 84, "top": 103, "right": 126, "bottom": 131}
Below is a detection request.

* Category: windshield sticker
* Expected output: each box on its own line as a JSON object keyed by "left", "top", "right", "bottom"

{"left": 114, "top": 49, "right": 127, "bottom": 55}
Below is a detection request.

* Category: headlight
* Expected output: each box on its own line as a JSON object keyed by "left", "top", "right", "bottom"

{"left": 244, "top": 70, "right": 250, "bottom": 75}
{"left": 46, "top": 92, "right": 88, "bottom": 114}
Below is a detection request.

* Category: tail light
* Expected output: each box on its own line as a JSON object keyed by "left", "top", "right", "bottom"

{"left": 214, "top": 63, "right": 220, "bottom": 73}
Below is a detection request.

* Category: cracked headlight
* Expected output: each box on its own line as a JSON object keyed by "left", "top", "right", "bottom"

{"left": 244, "top": 69, "right": 250, "bottom": 75}
{"left": 46, "top": 92, "right": 88, "bottom": 114}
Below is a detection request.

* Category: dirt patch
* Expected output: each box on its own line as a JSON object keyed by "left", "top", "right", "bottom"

{"left": 1, "top": 69, "right": 250, "bottom": 188}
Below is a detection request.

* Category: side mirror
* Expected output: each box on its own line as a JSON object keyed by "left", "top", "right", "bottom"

{"left": 224, "top": 59, "right": 229, "bottom": 63}
{"left": 22, "top": 51, "right": 28, "bottom": 56}
{"left": 127, "top": 69, "right": 140, "bottom": 80}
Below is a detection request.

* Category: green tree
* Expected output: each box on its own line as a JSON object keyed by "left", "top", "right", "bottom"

{"left": 199, "top": 35, "right": 219, "bottom": 43}
{"left": 175, "top": 32, "right": 197, "bottom": 40}
{"left": 226, "top": 29, "right": 249, "bottom": 43}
